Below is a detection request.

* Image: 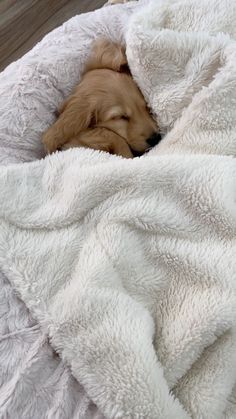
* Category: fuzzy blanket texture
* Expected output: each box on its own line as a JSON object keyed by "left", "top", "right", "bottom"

{"left": 1, "top": 0, "right": 236, "bottom": 418}
{"left": 0, "top": 2, "right": 139, "bottom": 418}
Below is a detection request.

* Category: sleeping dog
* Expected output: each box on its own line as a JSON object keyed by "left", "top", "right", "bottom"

{"left": 43, "top": 38, "right": 160, "bottom": 158}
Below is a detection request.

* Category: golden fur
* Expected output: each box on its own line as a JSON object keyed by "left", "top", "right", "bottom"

{"left": 42, "top": 39, "right": 159, "bottom": 158}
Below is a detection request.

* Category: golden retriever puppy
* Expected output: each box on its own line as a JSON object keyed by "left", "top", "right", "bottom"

{"left": 42, "top": 39, "right": 160, "bottom": 158}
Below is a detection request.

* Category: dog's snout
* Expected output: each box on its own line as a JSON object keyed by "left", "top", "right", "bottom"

{"left": 147, "top": 133, "right": 162, "bottom": 147}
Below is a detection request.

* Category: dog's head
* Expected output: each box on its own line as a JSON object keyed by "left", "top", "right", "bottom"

{"left": 43, "top": 39, "right": 160, "bottom": 158}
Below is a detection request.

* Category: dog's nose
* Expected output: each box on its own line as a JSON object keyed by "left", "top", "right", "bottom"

{"left": 147, "top": 133, "right": 162, "bottom": 147}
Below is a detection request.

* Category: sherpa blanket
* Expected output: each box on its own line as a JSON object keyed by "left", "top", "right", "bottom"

{"left": 0, "top": 3, "right": 140, "bottom": 418}
{"left": 1, "top": 0, "right": 236, "bottom": 418}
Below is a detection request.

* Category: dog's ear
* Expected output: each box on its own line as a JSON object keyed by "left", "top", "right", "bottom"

{"left": 85, "top": 38, "right": 128, "bottom": 73}
{"left": 43, "top": 86, "right": 95, "bottom": 153}
{"left": 62, "top": 128, "right": 133, "bottom": 158}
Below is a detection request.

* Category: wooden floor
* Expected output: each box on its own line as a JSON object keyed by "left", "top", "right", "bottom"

{"left": 0, "top": 0, "right": 105, "bottom": 71}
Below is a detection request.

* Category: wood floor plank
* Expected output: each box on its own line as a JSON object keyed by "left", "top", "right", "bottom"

{"left": 0, "top": 0, "right": 105, "bottom": 71}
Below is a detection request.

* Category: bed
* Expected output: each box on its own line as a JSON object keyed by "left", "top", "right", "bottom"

{"left": 0, "top": 0, "right": 236, "bottom": 418}
{"left": 0, "top": 2, "right": 140, "bottom": 418}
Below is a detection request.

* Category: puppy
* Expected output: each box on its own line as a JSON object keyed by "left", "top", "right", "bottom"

{"left": 42, "top": 39, "right": 160, "bottom": 158}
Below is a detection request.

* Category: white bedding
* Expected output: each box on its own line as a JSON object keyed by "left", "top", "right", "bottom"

{"left": 0, "top": 0, "right": 236, "bottom": 418}
{"left": 0, "top": 2, "right": 140, "bottom": 418}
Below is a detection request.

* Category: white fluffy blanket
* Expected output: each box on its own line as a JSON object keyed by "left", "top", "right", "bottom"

{"left": 1, "top": 0, "right": 236, "bottom": 418}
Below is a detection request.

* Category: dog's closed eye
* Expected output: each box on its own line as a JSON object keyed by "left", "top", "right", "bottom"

{"left": 110, "top": 114, "right": 129, "bottom": 121}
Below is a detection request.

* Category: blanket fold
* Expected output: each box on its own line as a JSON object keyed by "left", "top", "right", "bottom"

{"left": 1, "top": 0, "right": 236, "bottom": 418}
